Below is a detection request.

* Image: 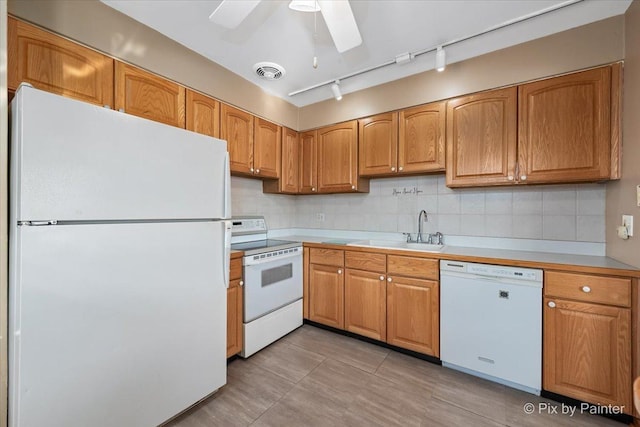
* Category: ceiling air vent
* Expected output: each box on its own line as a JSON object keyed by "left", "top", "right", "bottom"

{"left": 253, "top": 62, "right": 286, "bottom": 81}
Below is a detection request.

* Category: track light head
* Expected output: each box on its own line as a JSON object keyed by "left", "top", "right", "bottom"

{"left": 331, "top": 80, "right": 342, "bottom": 101}
{"left": 435, "top": 46, "right": 446, "bottom": 72}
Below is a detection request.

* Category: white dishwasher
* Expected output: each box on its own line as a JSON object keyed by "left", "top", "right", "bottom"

{"left": 440, "top": 260, "right": 543, "bottom": 395}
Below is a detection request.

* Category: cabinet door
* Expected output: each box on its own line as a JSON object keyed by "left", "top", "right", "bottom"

{"left": 226, "top": 278, "right": 243, "bottom": 358}
{"left": 399, "top": 101, "right": 446, "bottom": 173}
{"left": 543, "top": 298, "right": 631, "bottom": 411}
{"left": 186, "top": 90, "right": 220, "bottom": 138}
{"left": 221, "top": 104, "right": 254, "bottom": 175}
{"left": 115, "top": 62, "right": 186, "bottom": 128}
{"left": 281, "top": 128, "right": 300, "bottom": 193}
{"left": 253, "top": 118, "right": 281, "bottom": 179}
{"left": 299, "top": 130, "right": 318, "bottom": 194}
{"left": 8, "top": 17, "right": 114, "bottom": 107}
{"left": 446, "top": 87, "right": 517, "bottom": 187}
{"left": 309, "top": 264, "right": 344, "bottom": 329}
{"left": 317, "top": 121, "right": 359, "bottom": 193}
{"left": 344, "top": 269, "right": 386, "bottom": 341}
{"left": 519, "top": 67, "right": 611, "bottom": 183}
{"left": 358, "top": 113, "right": 398, "bottom": 176}
{"left": 387, "top": 277, "right": 439, "bottom": 357}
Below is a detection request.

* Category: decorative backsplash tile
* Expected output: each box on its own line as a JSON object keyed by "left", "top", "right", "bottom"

{"left": 231, "top": 175, "right": 607, "bottom": 243}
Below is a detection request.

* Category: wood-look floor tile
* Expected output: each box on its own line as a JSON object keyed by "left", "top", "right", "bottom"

{"left": 245, "top": 341, "right": 325, "bottom": 383}
{"left": 301, "top": 358, "right": 375, "bottom": 404}
{"left": 341, "top": 376, "right": 429, "bottom": 427}
{"left": 430, "top": 368, "right": 509, "bottom": 424}
{"left": 422, "top": 397, "right": 505, "bottom": 427}
{"left": 373, "top": 351, "right": 440, "bottom": 395}
{"left": 285, "top": 325, "right": 389, "bottom": 373}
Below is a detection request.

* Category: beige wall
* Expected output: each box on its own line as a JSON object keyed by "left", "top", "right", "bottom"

{"left": 7, "top": 0, "right": 299, "bottom": 129}
{"left": 606, "top": 0, "right": 640, "bottom": 267}
{"left": 298, "top": 16, "right": 625, "bottom": 130}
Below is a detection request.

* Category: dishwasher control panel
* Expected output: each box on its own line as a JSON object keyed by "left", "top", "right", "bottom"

{"left": 440, "top": 260, "right": 542, "bottom": 283}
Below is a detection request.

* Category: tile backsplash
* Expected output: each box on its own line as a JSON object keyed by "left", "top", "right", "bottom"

{"left": 232, "top": 175, "right": 606, "bottom": 243}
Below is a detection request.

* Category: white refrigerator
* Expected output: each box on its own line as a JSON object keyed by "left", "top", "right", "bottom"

{"left": 9, "top": 85, "right": 232, "bottom": 427}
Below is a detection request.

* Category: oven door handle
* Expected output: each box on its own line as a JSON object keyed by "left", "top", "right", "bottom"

{"left": 243, "top": 249, "right": 302, "bottom": 266}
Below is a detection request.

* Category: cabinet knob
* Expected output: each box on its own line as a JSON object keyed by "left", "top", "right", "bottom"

{"left": 548, "top": 301, "right": 556, "bottom": 308}
{"left": 508, "top": 175, "right": 514, "bottom": 181}
{"left": 338, "top": 269, "right": 342, "bottom": 274}
{"left": 387, "top": 277, "right": 392, "bottom": 282}
{"left": 255, "top": 169, "right": 260, "bottom": 174}
{"left": 391, "top": 167, "right": 396, "bottom": 172}
{"left": 582, "top": 286, "right": 591, "bottom": 293}
{"left": 379, "top": 275, "right": 385, "bottom": 281}
{"left": 398, "top": 166, "right": 403, "bottom": 171}
{"left": 239, "top": 280, "right": 244, "bottom": 286}
{"left": 250, "top": 167, "right": 254, "bottom": 172}
{"left": 311, "top": 187, "right": 316, "bottom": 192}
{"left": 520, "top": 175, "right": 527, "bottom": 181}
{"left": 351, "top": 185, "right": 356, "bottom": 190}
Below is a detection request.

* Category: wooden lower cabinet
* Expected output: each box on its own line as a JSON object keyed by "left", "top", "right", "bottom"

{"left": 387, "top": 276, "right": 439, "bottom": 357}
{"left": 344, "top": 269, "right": 386, "bottom": 341}
{"left": 543, "top": 297, "right": 631, "bottom": 412}
{"left": 309, "top": 263, "right": 344, "bottom": 329}
{"left": 227, "top": 257, "right": 243, "bottom": 357}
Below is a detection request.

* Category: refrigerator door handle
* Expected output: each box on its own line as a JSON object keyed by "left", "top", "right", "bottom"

{"left": 223, "top": 220, "right": 232, "bottom": 289}
{"left": 223, "top": 152, "right": 231, "bottom": 219}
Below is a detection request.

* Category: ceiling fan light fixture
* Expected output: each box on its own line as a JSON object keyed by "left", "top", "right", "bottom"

{"left": 435, "top": 46, "right": 446, "bottom": 72}
{"left": 289, "top": 0, "right": 320, "bottom": 12}
{"left": 331, "top": 80, "right": 342, "bottom": 101}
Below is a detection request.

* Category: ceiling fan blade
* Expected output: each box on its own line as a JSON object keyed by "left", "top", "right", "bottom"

{"left": 317, "top": 0, "right": 362, "bottom": 53}
{"left": 209, "top": 0, "right": 261, "bottom": 29}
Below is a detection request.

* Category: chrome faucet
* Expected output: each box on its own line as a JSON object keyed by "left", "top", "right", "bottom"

{"left": 417, "top": 210, "right": 428, "bottom": 243}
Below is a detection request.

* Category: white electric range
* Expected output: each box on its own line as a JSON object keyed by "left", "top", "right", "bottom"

{"left": 230, "top": 217, "right": 303, "bottom": 357}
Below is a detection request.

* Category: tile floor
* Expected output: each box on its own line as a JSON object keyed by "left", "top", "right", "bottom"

{"left": 166, "top": 325, "right": 623, "bottom": 427}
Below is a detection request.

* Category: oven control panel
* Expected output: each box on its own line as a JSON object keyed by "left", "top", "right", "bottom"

{"left": 231, "top": 216, "right": 267, "bottom": 235}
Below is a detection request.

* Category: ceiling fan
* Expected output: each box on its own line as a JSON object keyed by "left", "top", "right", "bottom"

{"left": 209, "top": 0, "right": 363, "bottom": 53}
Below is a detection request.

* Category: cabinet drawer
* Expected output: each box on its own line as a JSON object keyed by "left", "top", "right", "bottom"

{"left": 345, "top": 251, "right": 386, "bottom": 273}
{"left": 230, "top": 258, "right": 243, "bottom": 281}
{"left": 310, "top": 248, "right": 344, "bottom": 267}
{"left": 387, "top": 256, "right": 438, "bottom": 280}
{"left": 545, "top": 271, "right": 630, "bottom": 307}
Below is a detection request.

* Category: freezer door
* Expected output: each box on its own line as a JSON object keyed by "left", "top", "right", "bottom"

{"left": 11, "top": 86, "right": 229, "bottom": 222}
{"left": 9, "top": 221, "right": 227, "bottom": 427}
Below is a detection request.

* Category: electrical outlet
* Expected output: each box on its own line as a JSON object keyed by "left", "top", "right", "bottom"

{"left": 622, "top": 215, "right": 634, "bottom": 237}
{"left": 315, "top": 213, "right": 325, "bottom": 222}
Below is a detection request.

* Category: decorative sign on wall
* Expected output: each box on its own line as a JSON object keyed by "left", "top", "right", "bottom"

{"left": 392, "top": 187, "right": 423, "bottom": 196}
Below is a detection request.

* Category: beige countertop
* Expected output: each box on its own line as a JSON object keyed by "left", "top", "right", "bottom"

{"left": 279, "top": 235, "right": 640, "bottom": 277}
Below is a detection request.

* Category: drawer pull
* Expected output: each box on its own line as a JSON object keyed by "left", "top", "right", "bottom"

{"left": 387, "top": 277, "right": 393, "bottom": 282}
{"left": 338, "top": 269, "right": 342, "bottom": 274}
{"left": 548, "top": 301, "right": 556, "bottom": 308}
{"left": 379, "top": 275, "right": 385, "bottom": 281}
{"left": 582, "top": 286, "right": 591, "bottom": 293}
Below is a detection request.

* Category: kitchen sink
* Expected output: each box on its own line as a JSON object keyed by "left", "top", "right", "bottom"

{"left": 347, "top": 240, "right": 445, "bottom": 253}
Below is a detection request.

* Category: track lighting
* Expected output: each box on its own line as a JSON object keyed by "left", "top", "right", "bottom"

{"left": 331, "top": 80, "right": 342, "bottom": 101}
{"left": 435, "top": 46, "right": 446, "bottom": 72}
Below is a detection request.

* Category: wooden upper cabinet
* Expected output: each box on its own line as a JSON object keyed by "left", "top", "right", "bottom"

{"left": 186, "top": 90, "right": 220, "bottom": 138}
{"left": 446, "top": 87, "right": 518, "bottom": 187}
{"left": 399, "top": 101, "right": 446, "bottom": 174}
{"left": 115, "top": 62, "right": 185, "bottom": 128}
{"left": 221, "top": 104, "right": 254, "bottom": 175}
{"left": 358, "top": 113, "right": 398, "bottom": 176}
{"left": 281, "top": 128, "right": 300, "bottom": 193}
{"left": 317, "top": 121, "right": 368, "bottom": 193}
{"left": 253, "top": 118, "right": 281, "bottom": 179}
{"left": 299, "top": 130, "right": 318, "bottom": 194}
{"left": 518, "top": 67, "right": 612, "bottom": 184}
{"left": 8, "top": 17, "right": 114, "bottom": 107}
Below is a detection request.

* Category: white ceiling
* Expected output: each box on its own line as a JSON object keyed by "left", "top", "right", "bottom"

{"left": 101, "top": 0, "right": 631, "bottom": 107}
